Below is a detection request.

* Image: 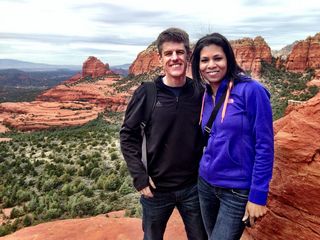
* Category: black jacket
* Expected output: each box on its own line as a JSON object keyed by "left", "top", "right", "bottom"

{"left": 120, "top": 76, "right": 203, "bottom": 192}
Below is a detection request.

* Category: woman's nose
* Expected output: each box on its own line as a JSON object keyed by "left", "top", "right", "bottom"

{"left": 208, "top": 60, "right": 216, "bottom": 68}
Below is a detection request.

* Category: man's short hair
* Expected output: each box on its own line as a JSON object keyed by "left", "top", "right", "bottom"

{"left": 156, "top": 27, "right": 190, "bottom": 55}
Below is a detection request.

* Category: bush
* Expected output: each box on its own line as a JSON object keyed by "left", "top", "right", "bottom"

{"left": 43, "top": 208, "right": 62, "bottom": 220}
{"left": 110, "top": 152, "right": 119, "bottom": 161}
{"left": 16, "top": 189, "right": 31, "bottom": 203}
{"left": 90, "top": 168, "right": 102, "bottom": 179}
{"left": 104, "top": 173, "right": 121, "bottom": 191}
{"left": 23, "top": 214, "right": 34, "bottom": 227}
{"left": 10, "top": 207, "right": 25, "bottom": 219}
{"left": 70, "top": 196, "right": 95, "bottom": 217}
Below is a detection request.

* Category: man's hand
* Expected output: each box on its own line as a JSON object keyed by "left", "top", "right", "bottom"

{"left": 242, "top": 201, "right": 267, "bottom": 227}
{"left": 139, "top": 177, "right": 156, "bottom": 198}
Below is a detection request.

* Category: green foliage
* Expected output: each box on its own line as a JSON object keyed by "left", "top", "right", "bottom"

{"left": 10, "top": 207, "right": 25, "bottom": 219}
{"left": 261, "top": 61, "right": 319, "bottom": 120}
{"left": 0, "top": 115, "right": 138, "bottom": 236}
{"left": 23, "top": 214, "right": 34, "bottom": 227}
{"left": 112, "top": 67, "right": 162, "bottom": 93}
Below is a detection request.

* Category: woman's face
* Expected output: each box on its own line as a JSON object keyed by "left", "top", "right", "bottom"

{"left": 199, "top": 44, "right": 227, "bottom": 89}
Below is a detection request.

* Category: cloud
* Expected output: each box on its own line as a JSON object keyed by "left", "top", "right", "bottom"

{"left": 0, "top": 0, "right": 319, "bottom": 65}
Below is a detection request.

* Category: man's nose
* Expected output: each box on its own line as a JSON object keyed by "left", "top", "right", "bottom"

{"left": 171, "top": 52, "right": 178, "bottom": 60}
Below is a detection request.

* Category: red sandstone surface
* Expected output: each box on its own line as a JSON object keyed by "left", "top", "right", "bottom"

{"left": 0, "top": 209, "right": 187, "bottom": 240}
{"left": 36, "top": 75, "right": 127, "bottom": 112}
{"left": 286, "top": 33, "right": 320, "bottom": 73}
{"left": 129, "top": 44, "right": 160, "bottom": 76}
{"left": 0, "top": 101, "right": 102, "bottom": 131}
{"left": 243, "top": 92, "right": 320, "bottom": 240}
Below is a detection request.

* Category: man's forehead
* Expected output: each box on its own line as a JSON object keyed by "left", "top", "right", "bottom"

{"left": 161, "top": 41, "right": 186, "bottom": 51}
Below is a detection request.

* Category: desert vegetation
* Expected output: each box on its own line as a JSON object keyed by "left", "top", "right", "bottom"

{"left": 112, "top": 67, "right": 162, "bottom": 93}
{"left": 0, "top": 116, "right": 140, "bottom": 236}
{"left": 261, "top": 61, "right": 318, "bottom": 120}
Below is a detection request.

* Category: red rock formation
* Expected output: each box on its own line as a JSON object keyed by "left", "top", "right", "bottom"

{"left": 231, "top": 36, "right": 272, "bottom": 78}
{"left": 129, "top": 43, "right": 160, "bottom": 75}
{"left": 243, "top": 92, "right": 320, "bottom": 240}
{"left": 0, "top": 56, "right": 129, "bottom": 132}
{"left": 0, "top": 209, "right": 187, "bottom": 240}
{"left": 37, "top": 75, "right": 128, "bottom": 112}
{"left": 0, "top": 101, "right": 102, "bottom": 131}
{"left": 82, "top": 56, "right": 109, "bottom": 78}
{"left": 286, "top": 33, "right": 320, "bottom": 72}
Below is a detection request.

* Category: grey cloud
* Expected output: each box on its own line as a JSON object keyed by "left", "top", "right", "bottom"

{"left": 0, "top": 32, "right": 152, "bottom": 46}
{"left": 73, "top": 2, "right": 194, "bottom": 28}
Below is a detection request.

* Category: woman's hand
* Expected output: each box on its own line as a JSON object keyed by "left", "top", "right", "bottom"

{"left": 242, "top": 201, "right": 267, "bottom": 227}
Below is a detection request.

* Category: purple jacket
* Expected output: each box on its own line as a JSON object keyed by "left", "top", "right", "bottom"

{"left": 200, "top": 76, "right": 274, "bottom": 205}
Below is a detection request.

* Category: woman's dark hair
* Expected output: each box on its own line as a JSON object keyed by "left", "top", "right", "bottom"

{"left": 191, "top": 33, "right": 244, "bottom": 86}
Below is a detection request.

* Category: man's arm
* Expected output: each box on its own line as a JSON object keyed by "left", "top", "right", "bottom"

{"left": 120, "top": 85, "right": 149, "bottom": 191}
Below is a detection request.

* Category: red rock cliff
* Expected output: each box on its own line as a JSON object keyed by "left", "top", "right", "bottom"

{"left": 231, "top": 36, "right": 272, "bottom": 78}
{"left": 129, "top": 43, "right": 160, "bottom": 75}
{"left": 243, "top": 92, "right": 320, "bottom": 240}
{"left": 286, "top": 33, "right": 320, "bottom": 72}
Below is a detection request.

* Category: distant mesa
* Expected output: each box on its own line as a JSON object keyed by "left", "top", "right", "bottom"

{"left": 82, "top": 56, "right": 114, "bottom": 78}
{"left": 0, "top": 56, "right": 127, "bottom": 132}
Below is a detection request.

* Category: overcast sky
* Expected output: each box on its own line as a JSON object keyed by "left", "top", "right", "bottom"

{"left": 0, "top": 0, "right": 319, "bottom": 66}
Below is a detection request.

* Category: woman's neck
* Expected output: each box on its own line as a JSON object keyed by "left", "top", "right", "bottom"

{"left": 210, "top": 83, "right": 220, "bottom": 96}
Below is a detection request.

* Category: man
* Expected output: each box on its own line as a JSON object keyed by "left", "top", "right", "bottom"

{"left": 120, "top": 28, "right": 206, "bottom": 240}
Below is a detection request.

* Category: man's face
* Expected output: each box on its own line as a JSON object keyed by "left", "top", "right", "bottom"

{"left": 159, "top": 41, "right": 188, "bottom": 80}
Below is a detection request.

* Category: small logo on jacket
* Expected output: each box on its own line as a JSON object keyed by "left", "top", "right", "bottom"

{"left": 155, "top": 101, "right": 163, "bottom": 107}
{"left": 228, "top": 98, "right": 234, "bottom": 104}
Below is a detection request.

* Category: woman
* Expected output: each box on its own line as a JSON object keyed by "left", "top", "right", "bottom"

{"left": 191, "top": 33, "right": 274, "bottom": 240}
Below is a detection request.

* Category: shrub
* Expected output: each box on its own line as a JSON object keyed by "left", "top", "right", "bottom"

{"left": 104, "top": 173, "right": 121, "bottom": 191}
{"left": 23, "top": 214, "right": 34, "bottom": 227}
{"left": 10, "top": 207, "right": 25, "bottom": 219}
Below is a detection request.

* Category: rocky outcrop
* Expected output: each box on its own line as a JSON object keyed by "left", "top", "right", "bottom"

{"left": 286, "top": 33, "right": 320, "bottom": 72}
{"left": 243, "top": 92, "right": 320, "bottom": 240}
{"left": 0, "top": 101, "right": 102, "bottom": 131}
{"left": 36, "top": 75, "right": 127, "bottom": 112}
{"left": 231, "top": 36, "right": 272, "bottom": 78}
{"left": 82, "top": 56, "right": 112, "bottom": 78}
{"left": 0, "top": 209, "right": 187, "bottom": 240}
{"left": 129, "top": 43, "right": 160, "bottom": 75}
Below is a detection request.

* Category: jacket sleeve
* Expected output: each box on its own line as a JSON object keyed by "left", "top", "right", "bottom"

{"left": 119, "top": 85, "right": 149, "bottom": 191}
{"left": 246, "top": 81, "right": 274, "bottom": 205}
